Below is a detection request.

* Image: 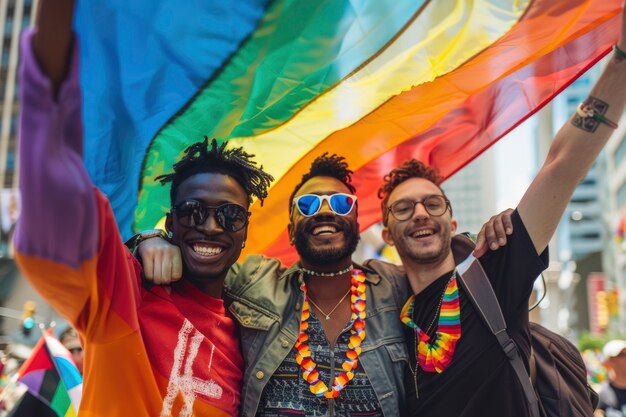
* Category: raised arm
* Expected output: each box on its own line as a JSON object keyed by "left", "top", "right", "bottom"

{"left": 32, "top": 0, "right": 75, "bottom": 96}
{"left": 518, "top": 2, "right": 626, "bottom": 254}
{"left": 14, "top": 0, "right": 98, "bottom": 271}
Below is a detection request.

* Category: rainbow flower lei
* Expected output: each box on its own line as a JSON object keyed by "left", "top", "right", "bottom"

{"left": 400, "top": 272, "right": 461, "bottom": 373}
{"left": 295, "top": 269, "right": 367, "bottom": 398}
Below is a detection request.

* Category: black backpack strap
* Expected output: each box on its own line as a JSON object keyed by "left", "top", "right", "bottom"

{"left": 457, "top": 254, "right": 540, "bottom": 417}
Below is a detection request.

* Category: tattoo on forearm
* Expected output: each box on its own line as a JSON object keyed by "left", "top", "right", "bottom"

{"left": 571, "top": 96, "right": 609, "bottom": 133}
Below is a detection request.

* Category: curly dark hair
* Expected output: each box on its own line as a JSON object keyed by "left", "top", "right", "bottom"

{"left": 289, "top": 153, "right": 356, "bottom": 212}
{"left": 378, "top": 159, "right": 448, "bottom": 225}
{"left": 156, "top": 137, "right": 274, "bottom": 206}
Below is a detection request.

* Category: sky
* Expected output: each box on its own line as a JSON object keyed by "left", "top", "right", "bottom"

{"left": 493, "top": 115, "right": 537, "bottom": 212}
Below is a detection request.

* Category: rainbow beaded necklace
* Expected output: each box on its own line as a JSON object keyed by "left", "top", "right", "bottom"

{"left": 294, "top": 269, "right": 367, "bottom": 398}
{"left": 400, "top": 271, "right": 461, "bottom": 373}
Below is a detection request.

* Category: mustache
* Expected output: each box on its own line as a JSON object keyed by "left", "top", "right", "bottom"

{"left": 303, "top": 213, "right": 351, "bottom": 232}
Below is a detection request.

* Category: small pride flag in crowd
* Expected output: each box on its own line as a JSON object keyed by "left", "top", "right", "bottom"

{"left": 16, "top": 330, "right": 82, "bottom": 417}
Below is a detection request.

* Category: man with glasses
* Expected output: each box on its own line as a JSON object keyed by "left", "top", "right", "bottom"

{"left": 14, "top": 2, "right": 274, "bottom": 415}
{"left": 377, "top": 5, "right": 626, "bottom": 412}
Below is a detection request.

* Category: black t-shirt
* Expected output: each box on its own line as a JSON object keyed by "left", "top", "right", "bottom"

{"left": 614, "top": 384, "right": 626, "bottom": 412}
{"left": 404, "top": 210, "right": 548, "bottom": 417}
{"left": 599, "top": 382, "right": 626, "bottom": 415}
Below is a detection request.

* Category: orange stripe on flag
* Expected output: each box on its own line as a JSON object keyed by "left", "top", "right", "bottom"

{"left": 244, "top": 0, "right": 621, "bottom": 264}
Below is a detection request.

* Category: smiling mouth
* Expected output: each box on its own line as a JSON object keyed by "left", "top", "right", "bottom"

{"left": 410, "top": 229, "right": 435, "bottom": 238}
{"left": 191, "top": 242, "right": 224, "bottom": 257}
{"left": 311, "top": 225, "right": 339, "bottom": 236}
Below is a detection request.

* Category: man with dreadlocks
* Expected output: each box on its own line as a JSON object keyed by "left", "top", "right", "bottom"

{"left": 13, "top": 2, "right": 273, "bottom": 415}
{"left": 140, "top": 153, "right": 409, "bottom": 416}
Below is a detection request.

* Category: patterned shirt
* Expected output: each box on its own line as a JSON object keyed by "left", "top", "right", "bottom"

{"left": 255, "top": 309, "right": 383, "bottom": 417}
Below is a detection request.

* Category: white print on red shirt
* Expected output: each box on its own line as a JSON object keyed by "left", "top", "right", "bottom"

{"left": 160, "top": 319, "right": 224, "bottom": 417}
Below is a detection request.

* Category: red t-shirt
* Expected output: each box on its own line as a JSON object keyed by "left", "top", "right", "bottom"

{"left": 17, "top": 192, "right": 244, "bottom": 416}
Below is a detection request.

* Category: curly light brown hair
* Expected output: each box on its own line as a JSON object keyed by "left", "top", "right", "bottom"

{"left": 378, "top": 159, "right": 448, "bottom": 225}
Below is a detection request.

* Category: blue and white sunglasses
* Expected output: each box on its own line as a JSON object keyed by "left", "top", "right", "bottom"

{"left": 293, "top": 193, "right": 357, "bottom": 217}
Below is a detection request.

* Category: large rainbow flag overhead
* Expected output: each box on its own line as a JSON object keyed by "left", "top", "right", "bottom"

{"left": 74, "top": 0, "right": 622, "bottom": 264}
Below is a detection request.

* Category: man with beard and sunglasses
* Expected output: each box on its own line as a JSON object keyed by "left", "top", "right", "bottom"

{"left": 14, "top": 2, "right": 274, "bottom": 415}
{"left": 376, "top": 5, "right": 626, "bottom": 415}
{"left": 143, "top": 154, "right": 409, "bottom": 416}
{"left": 138, "top": 153, "right": 511, "bottom": 416}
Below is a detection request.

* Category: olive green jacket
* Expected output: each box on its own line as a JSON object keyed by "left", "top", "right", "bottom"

{"left": 225, "top": 255, "right": 410, "bottom": 417}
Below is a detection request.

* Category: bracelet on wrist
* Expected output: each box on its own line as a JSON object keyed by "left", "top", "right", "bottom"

{"left": 125, "top": 229, "right": 170, "bottom": 253}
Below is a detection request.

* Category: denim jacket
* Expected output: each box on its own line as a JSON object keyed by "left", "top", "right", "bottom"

{"left": 225, "top": 255, "right": 410, "bottom": 417}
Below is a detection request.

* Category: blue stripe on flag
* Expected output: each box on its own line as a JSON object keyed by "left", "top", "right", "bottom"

{"left": 74, "top": 0, "right": 271, "bottom": 238}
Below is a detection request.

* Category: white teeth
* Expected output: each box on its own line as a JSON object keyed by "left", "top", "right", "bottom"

{"left": 412, "top": 230, "right": 434, "bottom": 238}
{"left": 312, "top": 225, "right": 338, "bottom": 236}
{"left": 192, "top": 243, "right": 223, "bottom": 256}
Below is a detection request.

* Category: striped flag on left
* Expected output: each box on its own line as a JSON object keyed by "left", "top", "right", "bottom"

{"left": 16, "top": 330, "right": 82, "bottom": 417}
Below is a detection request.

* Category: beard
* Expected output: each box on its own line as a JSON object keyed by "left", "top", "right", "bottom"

{"left": 394, "top": 222, "right": 453, "bottom": 265}
{"left": 294, "top": 217, "right": 360, "bottom": 265}
{"left": 396, "top": 234, "right": 451, "bottom": 265}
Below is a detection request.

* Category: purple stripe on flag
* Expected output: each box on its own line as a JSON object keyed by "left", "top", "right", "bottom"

{"left": 19, "top": 369, "right": 45, "bottom": 393}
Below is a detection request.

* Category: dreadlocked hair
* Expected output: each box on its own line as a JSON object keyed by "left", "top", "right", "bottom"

{"left": 289, "top": 153, "right": 356, "bottom": 211}
{"left": 378, "top": 159, "right": 447, "bottom": 225}
{"left": 155, "top": 137, "right": 274, "bottom": 206}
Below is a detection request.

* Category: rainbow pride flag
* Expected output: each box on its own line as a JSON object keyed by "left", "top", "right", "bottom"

{"left": 17, "top": 332, "right": 82, "bottom": 417}
{"left": 74, "top": 0, "right": 622, "bottom": 264}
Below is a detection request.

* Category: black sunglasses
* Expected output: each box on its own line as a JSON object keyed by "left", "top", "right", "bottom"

{"left": 172, "top": 201, "right": 249, "bottom": 232}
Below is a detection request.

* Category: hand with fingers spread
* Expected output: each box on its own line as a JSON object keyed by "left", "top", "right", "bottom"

{"left": 473, "top": 208, "right": 514, "bottom": 258}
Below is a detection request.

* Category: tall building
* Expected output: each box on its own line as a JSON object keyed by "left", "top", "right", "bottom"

{"left": 1, "top": 0, "right": 36, "bottom": 255}
{"left": 550, "top": 72, "right": 605, "bottom": 262}
{"left": 442, "top": 152, "right": 497, "bottom": 235}
{"left": 0, "top": 0, "right": 42, "bottom": 346}
{"left": 601, "top": 101, "right": 626, "bottom": 334}
{"left": 605, "top": 129, "right": 626, "bottom": 285}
